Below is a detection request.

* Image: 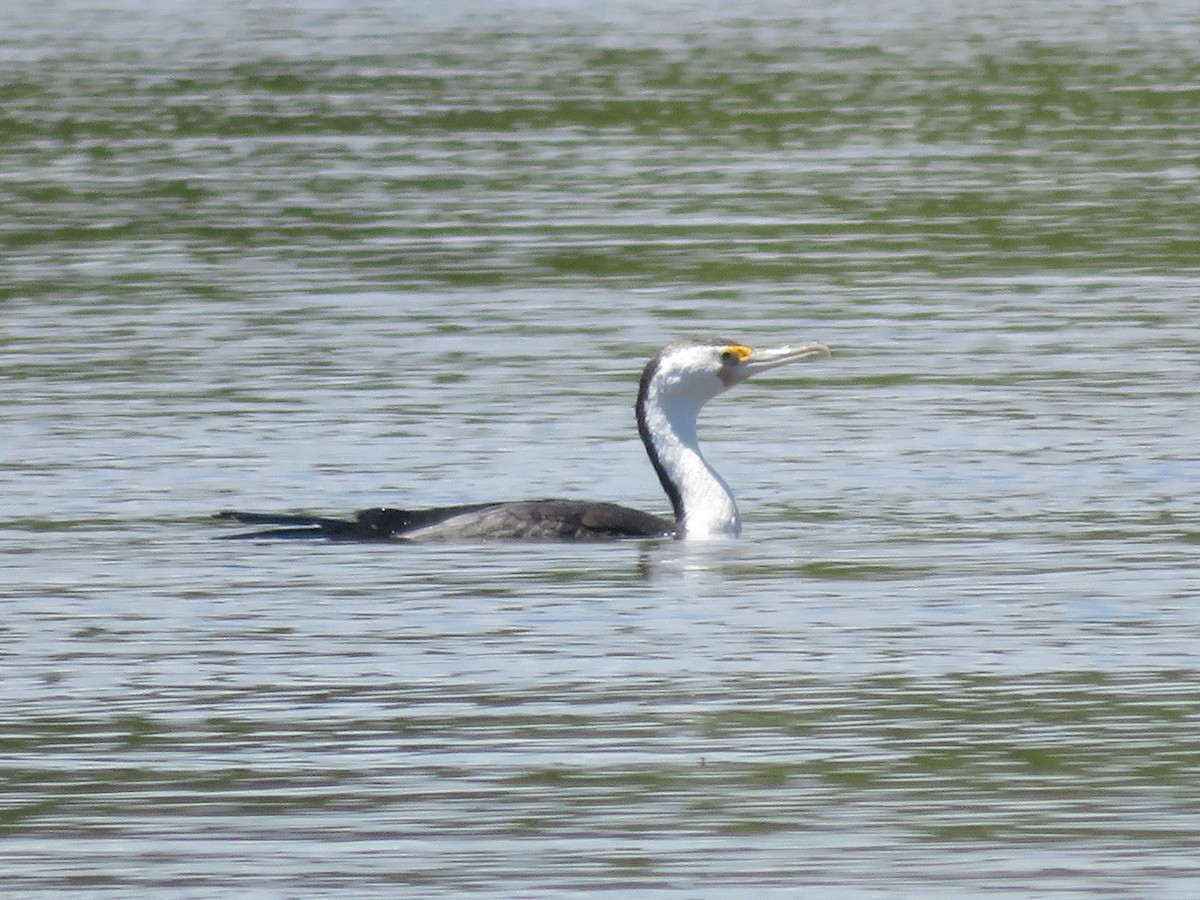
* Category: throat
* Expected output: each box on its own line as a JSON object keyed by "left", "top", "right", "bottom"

{"left": 672, "top": 446, "right": 741, "bottom": 538}
{"left": 638, "top": 391, "right": 741, "bottom": 539}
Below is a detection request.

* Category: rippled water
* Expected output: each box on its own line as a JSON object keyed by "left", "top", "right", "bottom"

{"left": 4, "top": 0, "right": 1200, "bottom": 894}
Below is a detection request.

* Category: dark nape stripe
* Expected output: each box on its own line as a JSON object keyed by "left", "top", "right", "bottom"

{"left": 636, "top": 353, "right": 684, "bottom": 530}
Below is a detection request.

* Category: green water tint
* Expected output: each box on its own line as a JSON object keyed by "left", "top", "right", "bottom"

{"left": 2, "top": 670, "right": 1194, "bottom": 841}
{"left": 3, "top": 26, "right": 1198, "bottom": 302}
{"left": 4, "top": 2, "right": 1200, "bottom": 895}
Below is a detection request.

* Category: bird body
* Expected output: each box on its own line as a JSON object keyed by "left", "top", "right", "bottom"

{"left": 218, "top": 500, "right": 671, "bottom": 541}
{"left": 218, "top": 338, "right": 828, "bottom": 542}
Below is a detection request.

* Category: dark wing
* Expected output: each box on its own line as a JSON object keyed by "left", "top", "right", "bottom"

{"left": 216, "top": 500, "right": 675, "bottom": 542}
{"left": 398, "top": 499, "right": 675, "bottom": 541}
{"left": 570, "top": 501, "right": 677, "bottom": 539}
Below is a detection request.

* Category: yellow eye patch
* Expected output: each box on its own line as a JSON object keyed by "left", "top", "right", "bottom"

{"left": 721, "top": 344, "right": 753, "bottom": 364}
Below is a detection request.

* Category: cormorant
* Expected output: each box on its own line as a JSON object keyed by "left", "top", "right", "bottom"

{"left": 217, "top": 337, "right": 829, "bottom": 541}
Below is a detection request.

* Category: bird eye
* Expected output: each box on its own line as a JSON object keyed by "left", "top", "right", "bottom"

{"left": 720, "top": 345, "right": 753, "bottom": 365}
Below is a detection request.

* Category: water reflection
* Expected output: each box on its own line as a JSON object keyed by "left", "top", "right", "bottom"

{"left": 3, "top": 0, "right": 1200, "bottom": 894}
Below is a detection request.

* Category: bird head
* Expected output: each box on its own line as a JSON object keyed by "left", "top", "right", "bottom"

{"left": 645, "top": 338, "right": 830, "bottom": 412}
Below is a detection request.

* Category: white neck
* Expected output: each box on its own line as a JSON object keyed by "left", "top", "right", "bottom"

{"left": 639, "top": 383, "right": 741, "bottom": 539}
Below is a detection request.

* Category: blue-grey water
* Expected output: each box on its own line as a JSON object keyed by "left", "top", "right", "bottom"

{"left": 3, "top": 0, "right": 1200, "bottom": 895}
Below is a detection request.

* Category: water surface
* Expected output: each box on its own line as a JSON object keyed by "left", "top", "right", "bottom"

{"left": 3, "top": 0, "right": 1200, "bottom": 895}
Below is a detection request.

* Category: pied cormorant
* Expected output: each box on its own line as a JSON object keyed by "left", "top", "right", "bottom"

{"left": 217, "top": 337, "right": 829, "bottom": 541}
